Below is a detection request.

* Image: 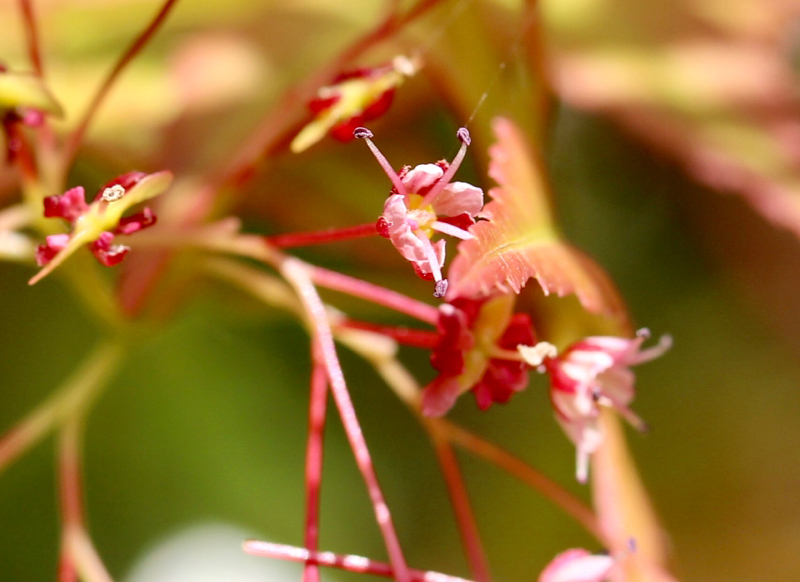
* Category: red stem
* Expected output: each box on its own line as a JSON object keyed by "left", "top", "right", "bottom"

{"left": 267, "top": 223, "right": 378, "bottom": 249}
{"left": 244, "top": 540, "right": 474, "bottom": 582}
{"left": 342, "top": 319, "right": 440, "bottom": 349}
{"left": 281, "top": 258, "right": 411, "bottom": 582}
{"left": 19, "top": 0, "right": 44, "bottom": 76}
{"left": 311, "top": 266, "right": 440, "bottom": 325}
{"left": 58, "top": 420, "right": 83, "bottom": 582}
{"left": 62, "top": 0, "right": 181, "bottom": 170}
{"left": 429, "top": 434, "right": 492, "bottom": 582}
{"left": 303, "top": 345, "right": 329, "bottom": 582}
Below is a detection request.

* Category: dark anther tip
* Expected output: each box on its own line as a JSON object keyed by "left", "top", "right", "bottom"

{"left": 456, "top": 127, "right": 471, "bottom": 146}
{"left": 354, "top": 127, "right": 373, "bottom": 139}
{"left": 434, "top": 279, "right": 448, "bottom": 298}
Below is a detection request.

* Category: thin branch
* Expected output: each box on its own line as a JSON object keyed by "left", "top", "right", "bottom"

{"left": 427, "top": 428, "right": 492, "bottom": 582}
{"left": 0, "top": 342, "right": 122, "bottom": 475}
{"left": 267, "top": 223, "right": 378, "bottom": 249}
{"left": 281, "top": 257, "right": 411, "bottom": 582}
{"left": 311, "top": 266, "right": 440, "bottom": 325}
{"left": 61, "top": 0, "right": 181, "bottom": 170}
{"left": 19, "top": 0, "right": 44, "bottom": 76}
{"left": 244, "top": 540, "right": 474, "bottom": 582}
{"left": 303, "top": 343, "right": 329, "bottom": 582}
{"left": 59, "top": 415, "right": 116, "bottom": 582}
{"left": 437, "top": 419, "right": 605, "bottom": 543}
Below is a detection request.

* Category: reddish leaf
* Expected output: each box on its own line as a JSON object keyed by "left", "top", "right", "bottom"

{"left": 447, "top": 117, "right": 627, "bottom": 322}
{"left": 592, "top": 410, "right": 678, "bottom": 582}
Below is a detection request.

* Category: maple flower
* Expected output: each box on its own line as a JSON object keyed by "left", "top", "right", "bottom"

{"left": 422, "top": 294, "right": 536, "bottom": 416}
{"left": 533, "top": 329, "right": 672, "bottom": 483}
{"left": 356, "top": 126, "right": 483, "bottom": 298}
{"left": 30, "top": 171, "right": 172, "bottom": 285}
{"left": 291, "top": 55, "right": 418, "bottom": 153}
{"left": 538, "top": 548, "right": 616, "bottom": 582}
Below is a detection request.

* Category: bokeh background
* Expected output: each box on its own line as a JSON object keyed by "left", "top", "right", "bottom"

{"left": 1, "top": 1, "right": 800, "bottom": 581}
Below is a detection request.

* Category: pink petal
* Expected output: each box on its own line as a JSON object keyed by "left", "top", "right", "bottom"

{"left": 539, "top": 549, "right": 615, "bottom": 582}
{"left": 432, "top": 181, "right": 484, "bottom": 218}
{"left": 422, "top": 375, "right": 462, "bottom": 417}
{"left": 43, "top": 187, "right": 88, "bottom": 222}
{"left": 401, "top": 164, "right": 443, "bottom": 195}
{"left": 114, "top": 207, "right": 157, "bottom": 235}
{"left": 35, "top": 233, "right": 70, "bottom": 266}
{"left": 90, "top": 232, "right": 130, "bottom": 267}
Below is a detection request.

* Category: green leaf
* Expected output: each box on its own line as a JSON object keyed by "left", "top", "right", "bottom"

{"left": 0, "top": 72, "right": 63, "bottom": 116}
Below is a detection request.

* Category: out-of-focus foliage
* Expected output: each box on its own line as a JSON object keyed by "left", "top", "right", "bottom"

{"left": 1, "top": 1, "right": 800, "bottom": 582}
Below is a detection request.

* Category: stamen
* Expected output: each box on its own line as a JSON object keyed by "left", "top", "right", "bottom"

{"left": 354, "top": 127, "right": 407, "bottom": 196}
{"left": 431, "top": 220, "right": 474, "bottom": 240}
{"left": 421, "top": 127, "right": 471, "bottom": 206}
{"left": 419, "top": 235, "right": 443, "bottom": 283}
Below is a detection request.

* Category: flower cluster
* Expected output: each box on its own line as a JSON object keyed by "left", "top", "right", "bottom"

{"left": 291, "top": 55, "right": 418, "bottom": 153}
{"left": 422, "top": 294, "right": 535, "bottom": 416}
{"left": 30, "top": 170, "right": 172, "bottom": 285}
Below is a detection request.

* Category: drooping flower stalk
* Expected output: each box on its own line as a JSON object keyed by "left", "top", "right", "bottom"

{"left": 280, "top": 257, "right": 411, "bottom": 582}
{"left": 302, "top": 344, "right": 329, "bottom": 582}
{"left": 427, "top": 428, "right": 492, "bottom": 582}
{"left": 0, "top": 342, "right": 122, "bottom": 475}
{"left": 58, "top": 415, "right": 116, "bottom": 582}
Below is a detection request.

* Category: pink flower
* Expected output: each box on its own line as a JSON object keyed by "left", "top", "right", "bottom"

{"left": 422, "top": 294, "right": 535, "bottom": 416}
{"left": 356, "top": 127, "right": 484, "bottom": 297}
{"left": 538, "top": 549, "right": 616, "bottom": 582}
{"left": 30, "top": 171, "right": 171, "bottom": 285}
{"left": 541, "top": 329, "right": 671, "bottom": 483}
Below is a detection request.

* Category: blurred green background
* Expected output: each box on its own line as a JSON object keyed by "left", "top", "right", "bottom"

{"left": 2, "top": 1, "right": 800, "bottom": 581}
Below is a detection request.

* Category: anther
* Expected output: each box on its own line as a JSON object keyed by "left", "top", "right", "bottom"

{"left": 354, "top": 127, "right": 374, "bottom": 139}
{"left": 456, "top": 127, "right": 471, "bottom": 146}
{"left": 101, "top": 184, "right": 126, "bottom": 202}
{"left": 434, "top": 279, "right": 448, "bottom": 298}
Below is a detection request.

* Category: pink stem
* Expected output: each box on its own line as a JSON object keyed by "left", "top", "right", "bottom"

{"left": 429, "top": 434, "right": 492, "bottom": 582}
{"left": 303, "top": 344, "right": 329, "bottom": 582}
{"left": 310, "top": 265, "right": 440, "bottom": 325}
{"left": 267, "top": 223, "right": 378, "bottom": 249}
{"left": 19, "top": 0, "right": 43, "bottom": 76}
{"left": 281, "top": 258, "right": 411, "bottom": 582}
{"left": 341, "top": 320, "right": 440, "bottom": 349}
{"left": 58, "top": 419, "right": 84, "bottom": 582}
{"left": 62, "top": 0, "right": 181, "bottom": 170}
{"left": 244, "top": 540, "right": 474, "bottom": 582}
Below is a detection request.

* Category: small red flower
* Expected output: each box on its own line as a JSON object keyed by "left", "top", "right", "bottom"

{"left": 422, "top": 294, "right": 535, "bottom": 416}
{"left": 291, "top": 55, "right": 417, "bottom": 153}
{"left": 30, "top": 171, "right": 172, "bottom": 285}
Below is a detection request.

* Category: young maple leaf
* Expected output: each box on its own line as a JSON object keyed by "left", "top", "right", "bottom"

{"left": 446, "top": 117, "right": 627, "bottom": 322}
